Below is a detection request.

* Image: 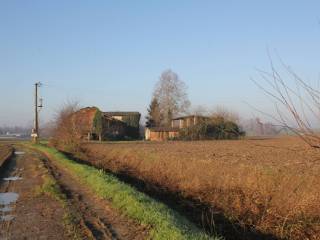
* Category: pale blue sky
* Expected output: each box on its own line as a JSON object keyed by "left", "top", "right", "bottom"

{"left": 1, "top": 1, "right": 320, "bottom": 126}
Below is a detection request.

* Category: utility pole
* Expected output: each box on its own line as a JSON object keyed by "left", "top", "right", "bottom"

{"left": 31, "top": 82, "right": 42, "bottom": 143}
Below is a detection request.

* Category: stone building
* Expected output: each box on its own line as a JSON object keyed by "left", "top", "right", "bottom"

{"left": 145, "top": 127, "right": 179, "bottom": 141}
{"left": 145, "top": 115, "right": 209, "bottom": 141}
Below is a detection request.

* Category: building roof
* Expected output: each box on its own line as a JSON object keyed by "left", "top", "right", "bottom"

{"left": 72, "top": 107, "right": 100, "bottom": 133}
{"left": 172, "top": 115, "right": 209, "bottom": 120}
{"left": 103, "top": 111, "right": 141, "bottom": 116}
{"left": 147, "top": 127, "right": 179, "bottom": 132}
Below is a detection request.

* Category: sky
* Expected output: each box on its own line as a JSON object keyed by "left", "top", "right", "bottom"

{"left": 1, "top": 0, "right": 320, "bottom": 126}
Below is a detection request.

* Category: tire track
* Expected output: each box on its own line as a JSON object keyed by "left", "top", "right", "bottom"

{"left": 38, "top": 151, "right": 148, "bottom": 240}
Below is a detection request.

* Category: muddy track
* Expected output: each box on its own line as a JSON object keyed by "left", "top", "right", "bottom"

{"left": 0, "top": 151, "right": 20, "bottom": 238}
{"left": 38, "top": 152, "right": 148, "bottom": 240}
{"left": 0, "top": 146, "right": 70, "bottom": 239}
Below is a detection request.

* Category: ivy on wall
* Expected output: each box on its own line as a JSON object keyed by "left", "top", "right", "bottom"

{"left": 122, "top": 114, "right": 140, "bottom": 128}
{"left": 92, "top": 108, "right": 103, "bottom": 136}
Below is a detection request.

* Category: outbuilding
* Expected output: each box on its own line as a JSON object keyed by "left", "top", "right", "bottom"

{"left": 145, "top": 127, "right": 179, "bottom": 141}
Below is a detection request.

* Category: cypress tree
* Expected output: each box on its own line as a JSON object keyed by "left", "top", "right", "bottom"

{"left": 146, "top": 98, "right": 162, "bottom": 128}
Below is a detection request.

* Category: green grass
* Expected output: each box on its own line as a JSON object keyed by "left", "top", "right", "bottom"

{"left": 35, "top": 168, "right": 83, "bottom": 240}
{"left": 31, "top": 143, "right": 222, "bottom": 240}
{"left": 36, "top": 175, "right": 65, "bottom": 201}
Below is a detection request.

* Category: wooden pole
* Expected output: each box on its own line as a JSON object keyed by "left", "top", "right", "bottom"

{"left": 32, "top": 82, "right": 40, "bottom": 143}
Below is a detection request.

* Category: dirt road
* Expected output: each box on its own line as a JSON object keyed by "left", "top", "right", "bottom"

{"left": 0, "top": 145, "right": 148, "bottom": 240}
{"left": 0, "top": 146, "right": 70, "bottom": 239}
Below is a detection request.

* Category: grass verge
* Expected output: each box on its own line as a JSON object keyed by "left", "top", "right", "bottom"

{"left": 31, "top": 143, "right": 222, "bottom": 240}
{"left": 35, "top": 167, "right": 83, "bottom": 240}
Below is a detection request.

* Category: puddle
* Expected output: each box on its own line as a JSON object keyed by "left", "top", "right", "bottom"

{"left": 0, "top": 206, "right": 12, "bottom": 212}
{"left": 14, "top": 151, "right": 25, "bottom": 155}
{"left": 3, "top": 176, "right": 22, "bottom": 181}
{"left": 0, "top": 193, "right": 19, "bottom": 205}
{"left": 0, "top": 215, "right": 15, "bottom": 221}
{"left": 0, "top": 193, "right": 18, "bottom": 222}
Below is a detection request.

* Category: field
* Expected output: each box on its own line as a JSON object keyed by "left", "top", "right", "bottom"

{"left": 79, "top": 136, "right": 320, "bottom": 239}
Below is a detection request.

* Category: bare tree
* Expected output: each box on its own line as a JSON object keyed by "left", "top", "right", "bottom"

{"left": 49, "top": 101, "right": 83, "bottom": 151}
{"left": 153, "top": 69, "right": 190, "bottom": 126}
{"left": 253, "top": 55, "right": 320, "bottom": 148}
{"left": 211, "top": 105, "right": 240, "bottom": 123}
{"left": 190, "top": 105, "right": 209, "bottom": 116}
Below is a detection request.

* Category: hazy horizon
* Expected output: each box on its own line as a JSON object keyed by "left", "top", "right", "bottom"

{"left": 1, "top": 1, "right": 320, "bottom": 126}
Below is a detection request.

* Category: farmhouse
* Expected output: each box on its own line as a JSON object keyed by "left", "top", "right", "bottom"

{"left": 103, "top": 112, "right": 141, "bottom": 139}
{"left": 71, "top": 107, "right": 141, "bottom": 141}
{"left": 145, "top": 115, "right": 210, "bottom": 141}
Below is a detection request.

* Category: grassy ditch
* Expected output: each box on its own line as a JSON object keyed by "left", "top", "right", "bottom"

{"left": 31, "top": 144, "right": 221, "bottom": 240}
{"left": 0, "top": 144, "right": 13, "bottom": 168}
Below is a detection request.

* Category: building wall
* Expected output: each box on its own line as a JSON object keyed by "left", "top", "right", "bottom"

{"left": 104, "top": 114, "right": 141, "bottom": 139}
{"left": 172, "top": 116, "right": 203, "bottom": 129}
{"left": 145, "top": 128, "right": 151, "bottom": 140}
{"left": 112, "top": 116, "right": 123, "bottom": 121}
{"left": 101, "top": 117, "right": 127, "bottom": 140}
{"left": 145, "top": 128, "right": 179, "bottom": 141}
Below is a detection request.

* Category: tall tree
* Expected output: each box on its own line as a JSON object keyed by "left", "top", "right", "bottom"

{"left": 145, "top": 98, "right": 162, "bottom": 128}
{"left": 153, "top": 69, "right": 190, "bottom": 126}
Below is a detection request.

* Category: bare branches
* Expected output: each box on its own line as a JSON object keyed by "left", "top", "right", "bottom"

{"left": 210, "top": 105, "right": 240, "bottom": 124}
{"left": 49, "top": 101, "right": 83, "bottom": 151}
{"left": 252, "top": 55, "right": 320, "bottom": 148}
{"left": 153, "top": 69, "right": 191, "bottom": 126}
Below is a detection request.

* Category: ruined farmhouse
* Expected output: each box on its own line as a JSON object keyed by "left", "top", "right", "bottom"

{"left": 72, "top": 107, "right": 141, "bottom": 141}
{"left": 145, "top": 115, "right": 209, "bottom": 141}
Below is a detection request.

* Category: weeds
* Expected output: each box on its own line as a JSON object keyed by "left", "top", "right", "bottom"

{"left": 80, "top": 137, "right": 320, "bottom": 239}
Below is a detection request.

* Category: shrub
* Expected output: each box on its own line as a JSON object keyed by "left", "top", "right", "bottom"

{"left": 179, "top": 117, "right": 245, "bottom": 140}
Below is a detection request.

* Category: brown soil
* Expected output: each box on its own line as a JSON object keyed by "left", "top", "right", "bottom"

{"left": 0, "top": 145, "right": 149, "bottom": 240}
{"left": 79, "top": 136, "right": 320, "bottom": 240}
{"left": 0, "top": 146, "right": 70, "bottom": 239}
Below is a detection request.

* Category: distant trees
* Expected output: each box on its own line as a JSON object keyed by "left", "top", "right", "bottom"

{"left": 211, "top": 105, "right": 240, "bottom": 124}
{"left": 145, "top": 98, "right": 162, "bottom": 128}
{"left": 153, "top": 69, "right": 190, "bottom": 126}
{"left": 241, "top": 118, "right": 279, "bottom": 136}
{"left": 0, "top": 126, "right": 30, "bottom": 136}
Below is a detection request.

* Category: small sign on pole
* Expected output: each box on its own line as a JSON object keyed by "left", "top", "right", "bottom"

{"left": 31, "top": 133, "right": 38, "bottom": 138}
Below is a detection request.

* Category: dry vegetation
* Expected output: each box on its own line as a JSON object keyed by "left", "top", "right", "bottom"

{"left": 0, "top": 144, "right": 13, "bottom": 167}
{"left": 79, "top": 137, "right": 320, "bottom": 239}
